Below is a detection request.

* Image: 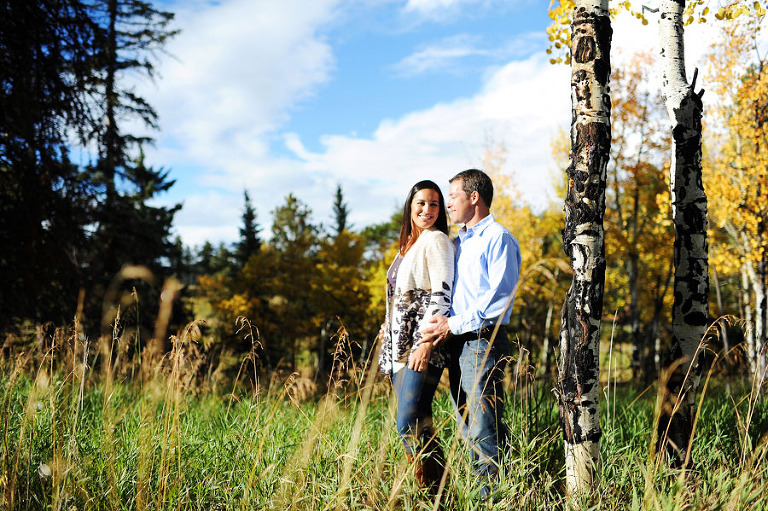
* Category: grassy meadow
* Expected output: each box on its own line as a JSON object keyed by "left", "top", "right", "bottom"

{"left": 2, "top": 320, "right": 768, "bottom": 511}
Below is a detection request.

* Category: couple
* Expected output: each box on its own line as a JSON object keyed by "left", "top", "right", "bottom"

{"left": 379, "top": 169, "right": 521, "bottom": 501}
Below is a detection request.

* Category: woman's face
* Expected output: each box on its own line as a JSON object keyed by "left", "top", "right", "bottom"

{"left": 410, "top": 188, "right": 440, "bottom": 231}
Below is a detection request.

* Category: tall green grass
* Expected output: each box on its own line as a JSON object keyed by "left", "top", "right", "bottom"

{"left": 2, "top": 319, "right": 767, "bottom": 510}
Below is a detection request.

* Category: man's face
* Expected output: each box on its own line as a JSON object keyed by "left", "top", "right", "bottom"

{"left": 447, "top": 179, "right": 472, "bottom": 225}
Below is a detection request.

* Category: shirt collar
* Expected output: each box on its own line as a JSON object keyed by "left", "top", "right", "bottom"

{"left": 458, "top": 214, "right": 495, "bottom": 240}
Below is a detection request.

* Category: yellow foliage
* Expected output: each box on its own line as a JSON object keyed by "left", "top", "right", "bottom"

{"left": 602, "top": 53, "right": 675, "bottom": 326}
{"left": 548, "top": 0, "right": 768, "bottom": 64}
{"left": 705, "top": 11, "right": 768, "bottom": 276}
{"left": 481, "top": 139, "right": 568, "bottom": 323}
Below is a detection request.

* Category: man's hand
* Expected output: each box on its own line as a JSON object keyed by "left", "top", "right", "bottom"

{"left": 420, "top": 315, "right": 453, "bottom": 346}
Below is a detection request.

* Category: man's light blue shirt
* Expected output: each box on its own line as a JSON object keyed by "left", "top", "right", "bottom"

{"left": 446, "top": 214, "right": 521, "bottom": 336}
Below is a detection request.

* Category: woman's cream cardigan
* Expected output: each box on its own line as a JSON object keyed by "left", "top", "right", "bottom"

{"left": 379, "top": 228, "right": 455, "bottom": 375}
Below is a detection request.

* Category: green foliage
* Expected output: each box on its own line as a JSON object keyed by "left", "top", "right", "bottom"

{"left": 360, "top": 208, "right": 402, "bottom": 263}
{"left": 1, "top": 0, "right": 102, "bottom": 325}
{"left": 195, "top": 193, "right": 374, "bottom": 376}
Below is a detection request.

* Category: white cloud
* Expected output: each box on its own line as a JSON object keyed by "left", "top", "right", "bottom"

{"left": 403, "top": 0, "right": 491, "bottom": 20}
{"left": 392, "top": 34, "right": 487, "bottom": 76}
{"left": 144, "top": 1, "right": 571, "bottom": 247}
{"left": 165, "top": 48, "right": 572, "bottom": 247}
{"left": 285, "top": 53, "right": 571, "bottom": 229}
{"left": 169, "top": 190, "right": 241, "bottom": 248}
{"left": 144, "top": 3, "right": 735, "bottom": 248}
{"left": 140, "top": 0, "right": 339, "bottom": 180}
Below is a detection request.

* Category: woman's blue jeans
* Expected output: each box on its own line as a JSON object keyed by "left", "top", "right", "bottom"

{"left": 448, "top": 328, "right": 510, "bottom": 477}
{"left": 391, "top": 365, "right": 443, "bottom": 454}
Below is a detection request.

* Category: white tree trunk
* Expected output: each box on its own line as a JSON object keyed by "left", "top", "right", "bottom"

{"left": 658, "top": 0, "right": 709, "bottom": 467}
{"left": 741, "top": 263, "right": 758, "bottom": 376}
{"left": 557, "top": 0, "right": 611, "bottom": 497}
{"left": 756, "top": 276, "right": 767, "bottom": 386}
{"left": 744, "top": 257, "right": 768, "bottom": 386}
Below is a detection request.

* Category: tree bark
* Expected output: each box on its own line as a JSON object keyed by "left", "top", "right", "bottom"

{"left": 742, "top": 263, "right": 757, "bottom": 376}
{"left": 557, "top": 0, "right": 611, "bottom": 497}
{"left": 104, "top": 0, "right": 120, "bottom": 201}
{"left": 628, "top": 248, "right": 642, "bottom": 380}
{"left": 657, "top": 0, "right": 709, "bottom": 468}
{"left": 744, "top": 255, "right": 767, "bottom": 386}
{"left": 758, "top": 258, "right": 768, "bottom": 387}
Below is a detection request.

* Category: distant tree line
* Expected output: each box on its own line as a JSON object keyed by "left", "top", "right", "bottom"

{"left": 184, "top": 185, "right": 398, "bottom": 380}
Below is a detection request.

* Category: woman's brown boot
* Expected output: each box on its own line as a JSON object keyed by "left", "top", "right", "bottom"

{"left": 419, "top": 427, "right": 447, "bottom": 498}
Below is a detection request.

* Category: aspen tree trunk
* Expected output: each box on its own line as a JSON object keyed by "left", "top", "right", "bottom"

{"left": 628, "top": 251, "right": 642, "bottom": 380}
{"left": 557, "top": 0, "right": 611, "bottom": 496}
{"left": 745, "top": 259, "right": 767, "bottom": 386}
{"left": 540, "top": 294, "right": 555, "bottom": 377}
{"left": 742, "top": 264, "right": 757, "bottom": 377}
{"left": 755, "top": 218, "right": 768, "bottom": 386}
{"left": 758, "top": 259, "right": 768, "bottom": 387}
{"left": 657, "top": 0, "right": 709, "bottom": 468}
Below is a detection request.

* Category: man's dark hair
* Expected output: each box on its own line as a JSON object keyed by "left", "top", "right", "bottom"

{"left": 449, "top": 168, "right": 493, "bottom": 208}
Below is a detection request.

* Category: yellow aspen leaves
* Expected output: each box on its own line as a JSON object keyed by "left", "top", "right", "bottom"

{"left": 713, "top": 1, "right": 765, "bottom": 20}
{"left": 549, "top": 0, "right": 768, "bottom": 61}
{"left": 705, "top": 11, "right": 768, "bottom": 274}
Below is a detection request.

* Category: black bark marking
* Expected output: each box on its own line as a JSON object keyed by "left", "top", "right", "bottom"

{"left": 574, "top": 36, "right": 595, "bottom": 64}
{"left": 683, "top": 310, "right": 707, "bottom": 325}
{"left": 594, "top": 57, "right": 609, "bottom": 87}
{"left": 594, "top": 15, "right": 613, "bottom": 86}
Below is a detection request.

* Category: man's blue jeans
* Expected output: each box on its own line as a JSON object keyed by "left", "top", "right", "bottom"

{"left": 449, "top": 327, "right": 510, "bottom": 477}
{"left": 391, "top": 365, "right": 443, "bottom": 454}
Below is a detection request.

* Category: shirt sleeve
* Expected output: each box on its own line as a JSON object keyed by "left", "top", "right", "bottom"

{"left": 426, "top": 233, "right": 455, "bottom": 317}
{"left": 447, "top": 230, "right": 520, "bottom": 335}
{"left": 414, "top": 232, "right": 455, "bottom": 344}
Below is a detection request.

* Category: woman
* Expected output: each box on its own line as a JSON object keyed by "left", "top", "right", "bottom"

{"left": 379, "top": 180, "right": 454, "bottom": 496}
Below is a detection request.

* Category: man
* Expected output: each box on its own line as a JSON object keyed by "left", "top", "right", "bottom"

{"left": 421, "top": 168, "right": 521, "bottom": 497}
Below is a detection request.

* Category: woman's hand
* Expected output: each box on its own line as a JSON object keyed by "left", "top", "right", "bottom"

{"left": 408, "top": 341, "right": 433, "bottom": 373}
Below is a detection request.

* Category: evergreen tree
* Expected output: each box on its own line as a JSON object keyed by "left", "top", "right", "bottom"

{"left": 0, "top": 0, "right": 181, "bottom": 334}
{"left": 91, "top": 0, "right": 177, "bottom": 198}
{"left": 1, "top": 0, "right": 101, "bottom": 326}
{"left": 332, "top": 184, "right": 349, "bottom": 236}
{"left": 196, "top": 241, "right": 216, "bottom": 275}
{"left": 360, "top": 209, "right": 402, "bottom": 263}
{"left": 86, "top": 147, "right": 181, "bottom": 333}
{"left": 84, "top": 0, "right": 180, "bottom": 332}
{"left": 268, "top": 194, "right": 319, "bottom": 367}
{"left": 235, "top": 190, "right": 262, "bottom": 267}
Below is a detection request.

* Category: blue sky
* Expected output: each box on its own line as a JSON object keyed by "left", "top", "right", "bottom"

{"left": 135, "top": 0, "right": 718, "bottom": 248}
